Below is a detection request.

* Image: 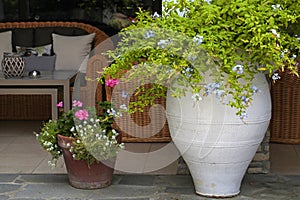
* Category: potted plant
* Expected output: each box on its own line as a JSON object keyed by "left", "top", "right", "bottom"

{"left": 99, "top": 0, "right": 300, "bottom": 197}
{"left": 35, "top": 100, "right": 124, "bottom": 189}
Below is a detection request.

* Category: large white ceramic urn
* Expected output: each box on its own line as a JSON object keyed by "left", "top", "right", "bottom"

{"left": 166, "top": 73, "right": 271, "bottom": 197}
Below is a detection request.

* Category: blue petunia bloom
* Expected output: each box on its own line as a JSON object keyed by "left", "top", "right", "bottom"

{"left": 232, "top": 64, "right": 244, "bottom": 74}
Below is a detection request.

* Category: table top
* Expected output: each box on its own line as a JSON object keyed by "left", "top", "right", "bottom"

{"left": 0, "top": 70, "right": 78, "bottom": 85}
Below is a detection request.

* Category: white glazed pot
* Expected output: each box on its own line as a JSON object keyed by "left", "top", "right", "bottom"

{"left": 166, "top": 73, "right": 271, "bottom": 197}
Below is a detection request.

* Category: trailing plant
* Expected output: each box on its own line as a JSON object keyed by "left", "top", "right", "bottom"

{"left": 99, "top": 0, "right": 300, "bottom": 119}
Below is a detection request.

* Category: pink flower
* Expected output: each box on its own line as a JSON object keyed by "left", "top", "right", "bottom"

{"left": 57, "top": 101, "right": 63, "bottom": 108}
{"left": 72, "top": 100, "right": 83, "bottom": 107}
{"left": 105, "top": 78, "right": 119, "bottom": 87}
{"left": 75, "top": 109, "right": 89, "bottom": 120}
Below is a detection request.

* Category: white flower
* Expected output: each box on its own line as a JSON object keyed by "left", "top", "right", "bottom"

{"left": 152, "top": 12, "right": 160, "bottom": 18}
{"left": 270, "top": 29, "right": 280, "bottom": 38}
{"left": 271, "top": 4, "right": 282, "bottom": 10}
{"left": 272, "top": 73, "right": 281, "bottom": 81}
{"left": 204, "top": 0, "right": 211, "bottom": 4}
{"left": 193, "top": 35, "right": 203, "bottom": 45}
{"left": 120, "top": 104, "right": 128, "bottom": 111}
{"left": 232, "top": 65, "right": 244, "bottom": 74}
{"left": 191, "top": 93, "right": 202, "bottom": 102}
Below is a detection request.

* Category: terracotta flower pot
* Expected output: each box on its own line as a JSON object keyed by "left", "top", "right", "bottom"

{"left": 57, "top": 134, "right": 115, "bottom": 189}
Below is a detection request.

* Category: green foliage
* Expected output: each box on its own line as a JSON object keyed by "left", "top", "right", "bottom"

{"left": 100, "top": 0, "right": 300, "bottom": 117}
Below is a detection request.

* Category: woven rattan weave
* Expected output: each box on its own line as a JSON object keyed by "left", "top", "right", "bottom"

{"left": 270, "top": 68, "right": 300, "bottom": 144}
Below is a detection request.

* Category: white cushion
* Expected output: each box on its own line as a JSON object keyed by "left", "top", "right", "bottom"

{"left": 0, "top": 31, "right": 12, "bottom": 61}
{"left": 52, "top": 33, "right": 95, "bottom": 71}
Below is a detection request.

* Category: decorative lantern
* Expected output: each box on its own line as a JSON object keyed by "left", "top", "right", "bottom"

{"left": 1, "top": 52, "right": 25, "bottom": 79}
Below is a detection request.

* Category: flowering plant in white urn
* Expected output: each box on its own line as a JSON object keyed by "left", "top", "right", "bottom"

{"left": 100, "top": 0, "right": 300, "bottom": 118}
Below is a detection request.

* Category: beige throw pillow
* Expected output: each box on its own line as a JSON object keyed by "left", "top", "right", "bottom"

{"left": 0, "top": 31, "right": 12, "bottom": 61}
{"left": 52, "top": 33, "right": 95, "bottom": 71}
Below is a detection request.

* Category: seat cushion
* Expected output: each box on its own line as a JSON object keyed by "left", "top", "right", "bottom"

{"left": 52, "top": 33, "right": 95, "bottom": 71}
{"left": 0, "top": 31, "right": 12, "bottom": 61}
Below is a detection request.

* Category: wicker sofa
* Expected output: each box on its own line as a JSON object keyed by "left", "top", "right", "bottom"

{"left": 0, "top": 21, "right": 113, "bottom": 120}
{"left": 0, "top": 21, "right": 171, "bottom": 142}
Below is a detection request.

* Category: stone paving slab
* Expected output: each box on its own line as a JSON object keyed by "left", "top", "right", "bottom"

{"left": 0, "top": 174, "right": 299, "bottom": 200}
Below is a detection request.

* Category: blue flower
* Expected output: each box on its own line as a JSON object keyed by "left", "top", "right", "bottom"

{"left": 232, "top": 65, "right": 244, "bottom": 74}
{"left": 120, "top": 104, "right": 128, "bottom": 111}
{"left": 280, "top": 49, "right": 288, "bottom": 58}
{"left": 193, "top": 35, "right": 204, "bottom": 45}
{"left": 121, "top": 90, "right": 129, "bottom": 98}
{"left": 272, "top": 73, "right": 281, "bottom": 81}
{"left": 240, "top": 112, "right": 248, "bottom": 120}
{"left": 241, "top": 96, "right": 249, "bottom": 105}
{"left": 204, "top": 82, "right": 221, "bottom": 95}
{"left": 251, "top": 85, "right": 260, "bottom": 93}
{"left": 182, "top": 67, "right": 194, "bottom": 78}
{"left": 215, "top": 90, "right": 225, "bottom": 99}
{"left": 132, "top": 65, "right": 139, "bottom": 69}
{"left": 144, "top": 30, "right": 156, "bottom": 39}
{"left": 187, "top": 54, "right": 197, "bottom": 62}
{"left": 157, "top": 39, "right": 170, "bottom": 49}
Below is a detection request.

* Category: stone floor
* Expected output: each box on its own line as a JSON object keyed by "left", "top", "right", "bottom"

{"left": 0, "top": 173, "right": 300, "bottom": 199}
{"left": 1, "top": 120, "right": 300, "bottom": 199}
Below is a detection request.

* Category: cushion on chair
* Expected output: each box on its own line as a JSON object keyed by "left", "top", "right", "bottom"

{"left": 0, "top": 31, "right": 12, "bottom": 61}
{"left": 52, "top": 33, "right": 95, "bottom": 71}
